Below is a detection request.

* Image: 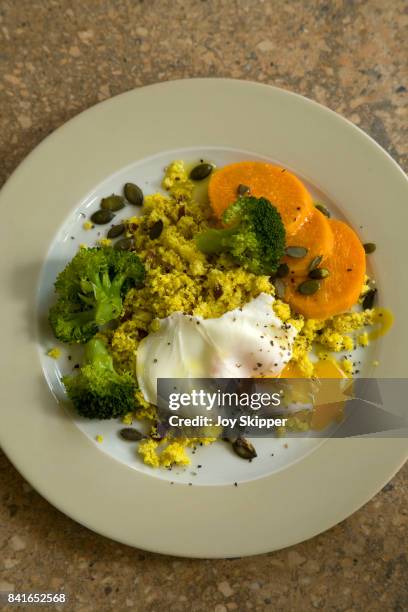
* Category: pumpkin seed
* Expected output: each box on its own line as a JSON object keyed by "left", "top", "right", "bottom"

{"left": 363, "top": 288, "right": 377, "bottom": 309}
{"left": 308, "top": 255, "right": 323, "bottom": 271}
{"left": 119, "top": 428, "right": 144, "bottom": 441}
{"left": 276, "top": 263, "right": 289, "bottom": 278}
{"left": 363, "top": 242, "right": 376, "bottom": 254}
{"left": 101, "top": 194, "right": 125, "bottom": 211}
{"left": 124, "top": 182, "right": 144, "bottom": 206}
{"left": 237, "top": 183, "right": 250, "bottom": 197}
{"left": 315, "top": 203, "right": 331, "bottom": 217}
{"left": 114, "top": 237, "right": 134, "bottom": 251}
{"left": 107, "top": 223, "right": 125, "bottom": 239}
{"left": 274, "top": 278, "right": 286, "bottom": 299}
{"left": 297, "top": 279, "right": 320, "bottom": 295}
{"left": 189, "top": 163, "right": 213, "bottom": 181}
{"left": 232, "top": 436, "right": 257, "bottom": 460}
{"left": 309, "top": 268, "right": 330, "bottom": 279}
{"left": 285, "top": 246, "right": 309, "bottom": 258}
{"left": 149, "top": 219, "right": 164, "bottom": 239}
{"left": 90, "top": 209, "right": 115, "bottom": 225}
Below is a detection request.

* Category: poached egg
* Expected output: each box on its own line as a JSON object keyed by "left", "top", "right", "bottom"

{"left": 136, "top": 293, "right": 299, "bottom": 405}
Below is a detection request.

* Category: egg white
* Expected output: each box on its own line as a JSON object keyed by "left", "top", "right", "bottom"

{"left": 136, "top": 293, "right": 299, "bottom": 406}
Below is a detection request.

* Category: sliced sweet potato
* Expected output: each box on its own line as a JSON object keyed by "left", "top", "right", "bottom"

{"left": 283, "top": 208, "right": 334, "bottom": 276}
{"left": 284, "top": 219, "right": 366, "bottom": 319}
{"left": 208, "top": 161, "right": 313, "bottom": 234}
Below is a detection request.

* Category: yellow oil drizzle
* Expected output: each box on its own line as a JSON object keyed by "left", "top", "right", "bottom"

{"left": 367, "top": 307, "right": 393, "bottom": 341}
{"left": 184, "top": 160, "right": 215, "bottom": 207}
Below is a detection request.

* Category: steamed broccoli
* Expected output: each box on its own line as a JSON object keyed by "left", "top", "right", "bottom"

{"left": 49, "top": 247, "right": 144, "bottom": 343}
{"left": 195, "top": 196, "right": 286, "bottom": 274}
{"left": 62, "top": 338, "right": 136, "bottom": 419}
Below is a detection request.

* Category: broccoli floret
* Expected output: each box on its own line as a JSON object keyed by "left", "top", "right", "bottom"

{"left": 49, "top": 300, "right": 99, "bottom": 344}
{"left": 195, "top": 196, "right": 286, "bottom": 274}
{"left": 62, "top": 338, "right": 136, "bottom": 419}
{"left": 49, "top": 247, "right": 145, "bottom": 343}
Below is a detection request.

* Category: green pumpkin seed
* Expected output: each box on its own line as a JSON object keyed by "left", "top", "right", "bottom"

{"left": 119, "top": 428, "right": 144, "bottom": 441}
{"left": 237, "top": 183, "right": 250, "bottom": 197}
{"left": 363, "top": 288, "right": 377, "bottom": 309}
{"left": 149, "top": 219, "right": 164, "bottom": 239}
{"left": 124, "top": 182, "right": 144, "bottom": 206}
{"left": 114, "top": 237, "right": 134, "bottom": 251}
{"left": 90, "top": 209, "right": 115, "bottom": 225}
{"left": 232, "top": 436, "right": 257, "bottom": 460}
{"left": 285, "top": 246, "right": 309, "bottom": 258}
{"left": 308, "top": 255, "right": 323, "bottom": 271}
{"left": 107, "top": 223, "right": 125, "bottom": 239}
{"left": 101, "top": 194, "right": 125, "bottom": 211}
{"left": 189, "top": 163, "right": 213, "bottom": 181}
{"left": 276, "top": 263, "right": 289, "bottom": 278}
{"left": 315, "top": 203, "right": 331, "bottom": 218}
{"left": 363, "top": 242, "right": 376, "bottom": 254}
{"left": 297, "top": 279, "right": 320, "bottom": 295}
{"left": 274, "top": 278, "right": 286, "bottom": 299}
{"left": 309, "top": 268, "right": 330, "bottom": 279}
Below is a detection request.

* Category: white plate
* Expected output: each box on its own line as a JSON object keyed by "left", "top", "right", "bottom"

{"left": 0, "top": 79, "right": 407, "bottom": 557}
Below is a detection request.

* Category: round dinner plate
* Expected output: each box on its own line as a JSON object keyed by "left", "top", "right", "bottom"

{"left": 0, "top": 79, "right": 407, "bottom": 558}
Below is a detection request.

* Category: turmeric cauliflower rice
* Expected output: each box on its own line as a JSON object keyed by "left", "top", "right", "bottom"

{"left": 51, "top": 159, "right": 392, "bottom": 469}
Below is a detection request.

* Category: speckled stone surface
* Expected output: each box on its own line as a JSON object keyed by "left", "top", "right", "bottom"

{"left": 0, "top": 0, "right": 407, "bottom": 610}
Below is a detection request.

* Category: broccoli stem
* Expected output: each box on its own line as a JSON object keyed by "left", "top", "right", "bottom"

{"left": 85, "top": 338, "right": 116, "bottom": 373}
{"left": 195, "top": 227, "right": 238, "bottom": 254}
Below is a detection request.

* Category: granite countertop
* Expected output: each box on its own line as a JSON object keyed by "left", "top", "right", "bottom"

{"left": 0, "top": 1, "right": 407, "bottom": 610}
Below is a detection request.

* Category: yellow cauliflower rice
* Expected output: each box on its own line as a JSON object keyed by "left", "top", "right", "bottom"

{"left": 105, "top": 161, "right": 380, "bottom": 468}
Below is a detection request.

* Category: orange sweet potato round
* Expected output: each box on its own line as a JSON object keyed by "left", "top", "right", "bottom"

{"left": 284, "top": 208, "right": 334, "bottom": 276}
{"left": 208, "top": 161, "right": 313, "bottom": 234}
{"left": 284, "top": 219, "right": 366, "bottom": 319}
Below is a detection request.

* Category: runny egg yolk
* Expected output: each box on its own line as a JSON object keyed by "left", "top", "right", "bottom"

{"left": 279, "top": 359, "right": 348, "bottom": 379}
{"left": 278, "top": 359, "right": 349, "bottom": 431}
